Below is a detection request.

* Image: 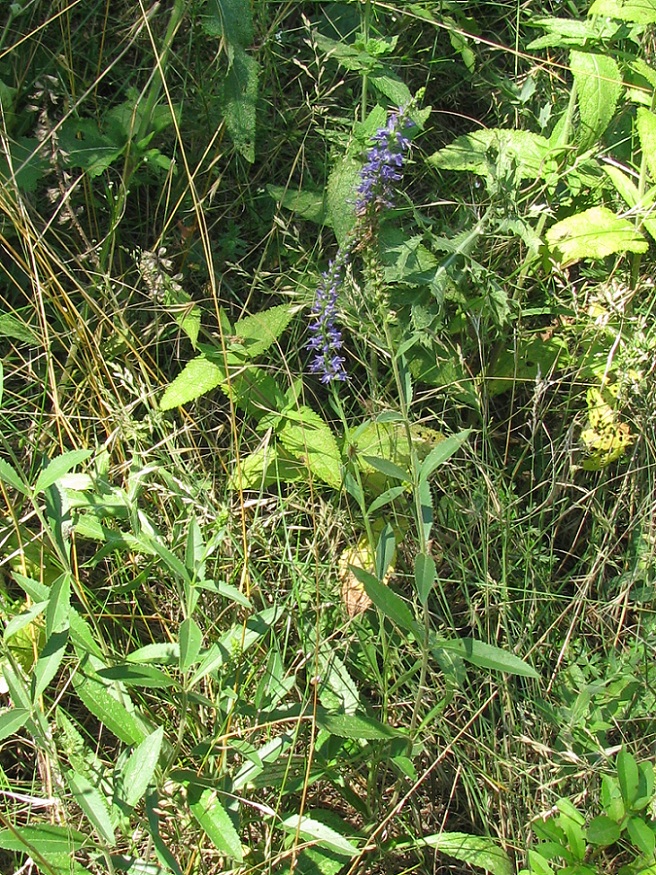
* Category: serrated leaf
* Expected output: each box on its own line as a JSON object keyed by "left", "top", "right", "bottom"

{"left": 73, "top": 665, "right": 148, "bottom": 744}
{"left": 32, "top": 629, "right": 68, "bottom": 700}
{"left": 160, "top": 355, "right": 225, "bottom": 409}
{"left": 0, "top": 707, "right": 29, "bottom": 740}
{"left": 281, "top": 814, "right": 358, "bottom": 858}
{"left": 0, "top": 311, "right": 41, "bottom": 345}
{"left": 266, "top": 184, "right": 330, "bottom": 225}
{"left": 369, "top": 69, "right": 412, "bottom": 105}
{"left": 117, "top": 726, "right": 164, "bottom": 810}
{"left": 234, "top": 304, "right": 294, "bottom": 357}
{"left": 0, "top": 457, "right": 28, "bottom": 494}
{"left": 229, "top": 444, "right": 307, "bottom": 489}
{"left": 316, "top": 709, "right": 401, "bottom": 740}
{"left": 637, "top": 107, "right": 656, "bottom": 183}
{"left": 45, "top": 571, "right": 71, "bottom": 637}
{"left": 546, "top": 206, "right": 648, "bottom": 265}
{"left": 361, "top": 454, "right": 409, "bottom": 482}
{"left": 189, "top": 787, "right": 243, "bottom": 861}
{"left": 66, "top": 768, "right": 115, "bottom": 844}
{"left": 34, "top": 450, "right": 93, "bottom": 495}
{"left": 204, "top": 0, "right": 253, "bottom": 45}
{"left": 588, "top": 0, "right": 656, "bottom": 23}
{"left": 278, "top": 406, "right": 342, "bottom": 489}
{"left": 58, "top": 118, "right": 126, "bottom": 177}
{"left": 97, "top": 664, "right": 178, "bottom": 689}
{"left": 327, "top": 155, "right": 360, "bottom": 245}
{"left": 0, "top": 823, "right": 87, "bottom": 855}
{"left": 420, "top": 832, "right": 513, "bottom": 875}
{"left": 352, "top": 566, "right": 418, "bottom": 634}
{"left": 428, "top": 129, "right": 552, "bottom": 180}
{"left": 571, "top": 51, "right": 621, "bottom": 149}
{"left": 415, "top": 552, "right": 436, "bottom": 606}
{"left": 222, "top": 47, "right": 258, "bottom": 162}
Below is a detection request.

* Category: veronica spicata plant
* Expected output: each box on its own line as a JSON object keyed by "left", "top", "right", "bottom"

{"left": 307, "top": 106, "right": 412, "bottom": 383}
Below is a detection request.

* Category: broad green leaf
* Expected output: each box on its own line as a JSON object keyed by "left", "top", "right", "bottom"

{"left": 369, "top": 69, "right": 412, "bottom": 105}
{"left": 316, "top": 646, "right": 360, "bottom": 714}
{"left": 367, "top": 484, "right": 407, "bottom": 515}
{"left": 434, "top": 636, "right": 539, "bottom": 678}
{"left": 46, "top": 571, "right": 71, "bottom": 637}
{"left": 352, "top": 566, "right": 418, "bottom": 634}
{"left": 117, "top": 726, "right": 164, "bottom": 810}
{"left": 66, "top": 768, "right": 115, "bottom": 844}
{"left": 601, "top": 774, "right": 625, "bottom": 822}
{"left": 587, "top": 815, "right": 621, "bottom": 846}
{"left": 139, "top": 534, "right": 191, "bottom": 585}
{"left": 179, "top": 617, "right": 203, "bottom": 671}
{"left": 203, "top": 0, "right": 253, "bottom": 45}
{"left": 570, "top": 51, "right": 621, "bottom": 149}
{"left": 618, "top": 750, "right": 640, "bottom": 805}
{"left": 224, "top": 366, "right": 287, "bottom": 421}
{"left": 419, "top": 429, "right": 470, "bottom": 483}
{"left": 0, "top": 457, "right": 29, "bottom": 494}
{"left": 194, "top": 577, "right": 252, "bottom": 609}
{"left": 420, "top": 832, "right": 513, "bottom": 875}
{"left": 97, "top": 664, "right": 178, "bottom": 689}
{"left": 126, "top": 643, "right": 180, "bottom": 665}
{"left": 428, "top": 129, "right": 552, "bottom": 180}
{"left": 546, "top": 206, "right": 648, "bottom": 265}
{"left": 278, "top": 406, "right": 342, "bottom": 489}
{"left": 281, "top": 813, "right": 358, "bottom": 858}
{"left": 234, "top": 304, "right": 294, "bottom": 358}
{"left": 3, "top": 600, "right": 47, "bottom": 641}
{"left": 159, "top": 355, "right": 225, "bottom": 409}
{"left": 0, "top": 137, "right": 50, "bottom": 191}
{"left": 58, "top": 117, "right": 126, "bottom": 177}
{"left": 588, "top": 0, "right": 656, "bottom": 24}
{"left": 189, "top": 787, "right": 243, "bottom": 861}
{"left": 73, "top": 664, "right": 148, "bottom": 744}
{"left": 0, "top": 823, "right": 87, "bottom": 855}
{"left": 34, "top": 450, "right": 93, "bottom": 495}
{"left": 351, "top": 420, "right": 442, "bottom": 497}
{"left": 637, "top": 107, "right": 656, "bottom": 183}
{"left": 361, "top": 454, "right": 409, "bottom": 483}
{"left": 266, "top": 184, "right": 330, "bottom": 225}
{"left": 627, "top": 816, "right": 655, "bottom": 857}
{"left": 603, "top": 164, "right": 656, "bottom": 242}
{"left": 327, "top": 155, "right": 360, "bottom": 245}
{"left": 32, "top": 629, "right": 68, "bottom": 700}
{"left": 415, "top": 552, "right": 436, "bottom": 606}
{"left": 222, "top": 47, "right": 259, "bottom": 162}
{"left": 316, "top": 709, "right": 402, "bottom": 740}
{"left": 0, "top": 707, "right": 29, "bottom": 740}
{"left": 0, "top": 311, "right": 40, "bottom": 345}
{"left": 527, "top": 16, "right": 609, "bottom": 49}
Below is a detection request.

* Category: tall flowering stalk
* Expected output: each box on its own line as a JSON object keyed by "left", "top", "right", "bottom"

{"left": 307, "top": 107, "right": 412, "bottom": 383}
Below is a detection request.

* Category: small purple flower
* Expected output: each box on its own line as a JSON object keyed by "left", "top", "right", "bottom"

{"left": 307, "top": 251, "right": 349, "bottom": 384}
{"left": 355, "top": 108, "right": 412, "bottom": 217}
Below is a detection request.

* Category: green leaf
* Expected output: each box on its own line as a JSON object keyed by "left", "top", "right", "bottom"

{"left": 419, "top": 429, "right": 470, "bottom": 483}
{"left": 588, "top": 0, "right": 656, "bottom": 24}
{"left": 179, "top": 617, "right": 203, "bottom": 672}
{"left": 0, "top": 457, "right": 29, "bottom": 495}
{"left": 159, "top": 354, "right": 225, "bottom": 409}
{"left": 361, "top": 455, "right": 409, "bottom": 483}
{"left": 34, "top": 450, "right": 93, "bottom": 495}
{"left": 125, "top": 643, "right": 180, "bottom": 665}
{"left": 316, "top": 709, "right": 402, "bottom": 740}
{"left": 327, "top": 155, "right": 360, "bottom": 245}
{"left": 266, "top": 184, "right": 330, "bottom": 225}
{"left": 546, "top": 206, "right": 648, "bottom": 265}
{"left": 570, "top": 50, "right": 621, "bottom": 149}
{"left": 415, "top": 552, "right": 436, "bottom": 606}
{"left": 618, "top": 750, "right": 640, "bottom": 806}
{"left": 204, "top": 0, "right": 253, "bottom": 45}
{"left": 419, "top": 832, "right": 513, "bottom": 875}
{"left": 117, "top": 726, "right": 164, "bottom": 810}
{"left": 66, "top": 768, "right": 115, "bottom": 845}
{"left": 428, "top": 129, "right": 553, "bottom": 180}
{"left": 369, "top": 68, "right": 412, "bottom": 105}
{"left": 0, "top": 707, "right": 29, "bottom": 740}
{"left": 281, "top": 813, "right": 358, "bottom": 858}
{"left": 352, "top": 566, "right": 418, "bottom": 635}
{"left": 0, "top": 137, "right": 50, "bottom": 192}
{"left": 0, "top": 823, "right": 87, "bottom": 855}
{"left": 32, "top": 629, "right": 68, "bottom": 700}
{"left": 0, "top": 311, "right": 41, "bottom": 345}
{"left": 278, "top": 406, "right": 343, "bottom": 489}
{"left": 46, "top": 571, "right": 72, "bottom": 637}
{"left": 188, "top": 787, "right": 243, "bottom": 861}
{"left": 627, "top": 816, "right": 656, "bottom": 858}
{"left": 367, "top": 485, "right": 407, "bottom": 515}
{"left": 73, "top": 664, "right": 149, "bottom": 744}
{"left": 587, "top": 815, "right": 622, "bottom": 846}
{"left": 222, "top": 47, "right": 259, "bottom": 162}
{"left": 603, "top": 164, "right": 656, "bottom": 244}
{"left": 97, "top": 664, "right": 178, "bottom": 689}
{"left": 58, "top": 117, "right": 127, "bottom": 176}
{"left": 434, "top": 636, "right": 539, "bottom": 678}
{"left": 637, "top": 107, "right": 656, "bottom": 183}
{"left": 234, "top": 304, "right": 294, "bottom": 358}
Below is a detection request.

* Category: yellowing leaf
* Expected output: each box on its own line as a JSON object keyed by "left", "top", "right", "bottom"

{"left": 546, "top": 207, "right": 647, "bottom": 265}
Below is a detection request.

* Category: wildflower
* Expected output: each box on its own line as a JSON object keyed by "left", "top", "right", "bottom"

{"left": 307, "top": 250, "right": 349, "bottom": 384}
{"left": 355, "top": 108, "right": 412, "bottom": 217}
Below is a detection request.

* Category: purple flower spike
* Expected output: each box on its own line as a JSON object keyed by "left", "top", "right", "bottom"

{"left": 355, "top": 108, "right": 412, "bottom": 217}
{"left": 307, "top": 250, "right": 350, "bottom": 384}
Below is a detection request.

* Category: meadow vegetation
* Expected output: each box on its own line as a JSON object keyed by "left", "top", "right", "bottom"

{"left": 1, "top": 1, "right": 656, "bottom": 873}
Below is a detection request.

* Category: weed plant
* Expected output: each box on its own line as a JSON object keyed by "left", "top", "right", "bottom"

{"left": 1, "top": 1, "right": 656, "bottom": 874}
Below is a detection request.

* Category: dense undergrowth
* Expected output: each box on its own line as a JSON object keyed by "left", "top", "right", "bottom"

{"left": 1, "top": 1, "right": 656, "bottom": 874}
